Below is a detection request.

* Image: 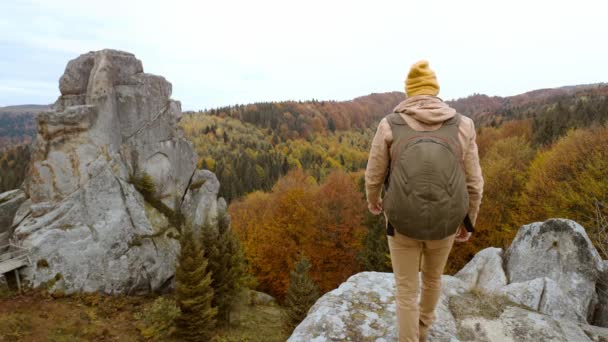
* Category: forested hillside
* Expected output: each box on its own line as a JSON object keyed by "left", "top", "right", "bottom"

{"left": 0, "top": 145, "right": 30, "bottom": 193}
{"left": 0, "top": 104, "right": 49, "bottom": 147}
{"left": 181, "top": 92, "right": 403, "bottom": 201}
{"left": 448, "top": 83, "right": 608, "bottom": 145}
{"left": 178, "top": 86, "right": 608, "bottom": 295}
{"left": 206, "top": 92, "right": 404, "bottom": 139}
{"left": 1, "top": 86, "right": 607, "bottom": 297}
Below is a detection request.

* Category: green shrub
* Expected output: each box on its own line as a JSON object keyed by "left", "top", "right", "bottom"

{"left": 189, "top": 179, "right": 206, "bottom": 190}
{"left": 129, "top": 172, "right": 185, "bottom": 230}
{"left": 135, "top": 297, "right": 181, "bottom": 341}
{"left": 0, "top": 313, "right": 33, "bottom": 341}
{"left": 130, "top": 172, "right": 156, "bottom": 198}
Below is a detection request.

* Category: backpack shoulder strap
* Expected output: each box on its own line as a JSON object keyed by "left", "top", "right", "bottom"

{"left": 384, "top": 113, "right": 416, "bottom": 143}
{"left": 385, "top": 112, "right": 408, "bottom": 126}
{"left": 442, "top": 113, "right": 461, "bottom": 126}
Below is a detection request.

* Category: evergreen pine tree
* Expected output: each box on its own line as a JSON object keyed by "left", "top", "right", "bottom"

{"left": 355, "top": 175, "right": 392, "bottom": 272}
{"left": 284, "top": 255, "right": 320, "bottom": 330}
{"left": 175, "top": 227, "right": 217, "bottom": 341}
{"left": 357, "top": 213, "right": 392, "bottom": 272}
{"left": 328, "top": 118, "right": 336, "bottom": 132}
{"left": 201, "top": 210, "right": 248, "bottom": 324}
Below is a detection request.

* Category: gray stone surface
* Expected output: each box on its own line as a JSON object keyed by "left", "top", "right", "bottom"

{"left": 288, "top": 272, "right": 398, "bottom": 342}
{"left": 457, "top": 306, "right": 604, "bottom": 342}
{"left": 499, "top": 277, "right": 545, "bottom": 311}
{"left": 181, "top": 169, "right": 223, "bottom": 228}
{"left": 290, "top": 219, "right": 608, "bottom": 341}
{"left": 506, "top": 219, "right": 603, "bottom": 322}
{"left": 10, "top": 49, "right": 222, "bottom": 294}
{"left": 454, "top": 247, "right": 507, "bottom": 294}
{"left": 250, "top": 290, "right": 277, "bottom": 306}
{"left": 594, "top": 260, "right": 608, "bottom": 327}
{"left": 288, "top": 272, "right": 608, "bottom": 342}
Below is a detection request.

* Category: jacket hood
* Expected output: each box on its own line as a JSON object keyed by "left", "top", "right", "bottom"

{"left": 393, "top": 95, "right": 456, "bottom": 125}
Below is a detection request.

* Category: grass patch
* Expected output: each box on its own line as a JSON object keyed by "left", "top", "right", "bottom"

{"left": 0, "top": 313, "right": 33, "bottom": 341}
{"left": 214, "top": 302, "right": 289, "bottom": 342}
{"left": 134, "top": 296, "right": 180, "bottom": 340}
{"left": 40, "top": 273, "right": 63, "bottom": 291}
{"left": 37, "top": 259, "right": 49, "bottom": 268}
{"left": 0, "top": 291, "right": 288, "bottom": 341}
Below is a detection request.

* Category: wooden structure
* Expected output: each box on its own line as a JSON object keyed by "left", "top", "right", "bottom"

{"left": 0, "top": 243, "right": 31, "bottom": 291}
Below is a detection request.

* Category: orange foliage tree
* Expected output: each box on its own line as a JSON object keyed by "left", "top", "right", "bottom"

{"left": 310, "top": 171, "right": 366, "bottom": 291}
{"left": 229, "top": 169, "right": 366, "bottom": 298}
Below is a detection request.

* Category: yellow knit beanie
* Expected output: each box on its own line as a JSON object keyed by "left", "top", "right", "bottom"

{"left": 405, "top": 60, "right": 440, "bottom": 97}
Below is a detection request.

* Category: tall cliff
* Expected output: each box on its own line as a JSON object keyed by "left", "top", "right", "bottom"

{"left": 1, "top": 49, "right": 225, "bottom": 294}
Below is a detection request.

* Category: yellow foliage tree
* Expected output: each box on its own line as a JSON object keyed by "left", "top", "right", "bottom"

{"left": 447, "top": 136, "right": 535, "bottom": 273}
{"left": 517, "top": 127, "right": 608, "bottom": 252}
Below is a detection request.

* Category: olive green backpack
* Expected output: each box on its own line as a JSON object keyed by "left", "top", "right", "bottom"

{"left": 383, "top": 113, "right": 470, "bottom": 240}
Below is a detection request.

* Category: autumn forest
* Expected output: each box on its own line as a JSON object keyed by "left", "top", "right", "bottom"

{"left": 1, "top": 83, "right": 608, "bottom": 300}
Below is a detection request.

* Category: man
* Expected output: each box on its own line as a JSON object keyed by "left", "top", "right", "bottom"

{"left": 365, "top": 60, "right": 484, "bottom": 342}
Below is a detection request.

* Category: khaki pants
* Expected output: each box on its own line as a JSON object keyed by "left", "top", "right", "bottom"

{"left": 388, "top": 231, "right": 455, "bottom": 342}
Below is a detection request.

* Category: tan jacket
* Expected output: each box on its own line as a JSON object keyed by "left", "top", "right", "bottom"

{"left": 365, "top": 95, "right": 484, "bottom": 225}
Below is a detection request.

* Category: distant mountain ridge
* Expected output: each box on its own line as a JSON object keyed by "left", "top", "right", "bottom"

{"left": 0, "top": 105, "right": 51, "bottom": 147}
{"left": 447, "top": 82, "right": 608, "bottom": 125}
{"left": 2, "top": 83, "right": 607, "bottom": 148}
{"left": 0, "top": 104, "right": 51, "bottom": 115}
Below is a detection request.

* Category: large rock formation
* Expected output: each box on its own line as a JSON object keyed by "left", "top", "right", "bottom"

{"left": 289, "top": 219, "right": 608, "bottom": 341}
{"left": 0, "top": 49, "right": 224, "bottom": 294}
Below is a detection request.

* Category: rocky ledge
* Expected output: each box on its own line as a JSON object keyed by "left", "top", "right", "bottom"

{"left": 289, "top": 219, "right": 608, "bottom": 342}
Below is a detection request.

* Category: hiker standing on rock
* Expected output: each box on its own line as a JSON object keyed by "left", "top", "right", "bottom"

{"left": 365, "top": 60, "right": 484, "bottom": 342}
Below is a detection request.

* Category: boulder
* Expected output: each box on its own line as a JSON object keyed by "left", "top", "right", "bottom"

{"left": 456, "top": 306, "right": 605, "bottom": 342}
{"left": 181, "top": 169, "right": 225, "bottom": 228}
{"left": 290, "top": 219, "right": 608, "bottom": 341}
{"left": 289, "top": 272, "right": 608, "bottom": 342}
{"left": 250, "top": 290, "right": 277, "bottom": 306}
{"left": 288, "top": 272, "right": 398, "bottom": 342}
{"left": 506, "top": 219, "right": 603, "bottom": 323}
{"left": 454, "top": 247, "right": 507, "bottom": 294}
{"left": 10, "top": 50, "right": 224, "bottom": 294}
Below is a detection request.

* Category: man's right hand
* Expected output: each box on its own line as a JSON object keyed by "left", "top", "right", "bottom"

{"left": 455, "top": 225, "right": 472, "bottom": 242}
{"left": 368, "top": 201, "right": 382, "bottom": 215}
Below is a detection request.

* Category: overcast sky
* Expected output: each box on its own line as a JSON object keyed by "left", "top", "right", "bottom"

{"left": 1, "top": 0, "right": 607, "bottom": 110}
